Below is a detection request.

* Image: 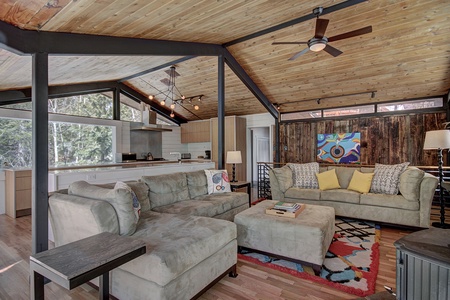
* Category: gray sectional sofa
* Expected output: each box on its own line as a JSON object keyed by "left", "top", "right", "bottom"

{"left": 49, "top": 170, "right": 248, "bottom": 300}
{"left": 269, "top": 164, "right": 438, "bottom": 228}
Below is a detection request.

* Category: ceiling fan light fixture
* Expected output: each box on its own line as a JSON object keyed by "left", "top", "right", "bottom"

{"left": 309, "top": 38, "right": 327, "bottom": 52}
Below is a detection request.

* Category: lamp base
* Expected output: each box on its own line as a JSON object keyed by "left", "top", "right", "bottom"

{"left": 431, "top": 222, "right": 450, "bottom": 229}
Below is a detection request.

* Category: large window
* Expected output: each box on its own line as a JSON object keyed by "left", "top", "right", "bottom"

{"left": 378, "top": 98, "right": 443, "bottom": 112}
{"left": 0, "top": 118, "right": 113, "bottom": 168}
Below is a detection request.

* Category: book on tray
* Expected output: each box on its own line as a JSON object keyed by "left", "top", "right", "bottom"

{"left": 274, "top": 201, "right": 301, "bottom": 212}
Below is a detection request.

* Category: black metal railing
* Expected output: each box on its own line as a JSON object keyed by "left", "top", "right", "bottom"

{"left": 257, "top": 162, "right": 450, "bottom": 219}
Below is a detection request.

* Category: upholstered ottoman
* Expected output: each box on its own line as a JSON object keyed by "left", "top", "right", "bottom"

{"left": 234, "top": 200, "right": 335, "bottom": 275}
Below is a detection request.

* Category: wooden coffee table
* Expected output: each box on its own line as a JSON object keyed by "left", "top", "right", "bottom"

{"left": 30, "top": 232, "right": 146, "bottom": 300}
{"left": 234, "top": 200, "right": 335, "bottom": 275}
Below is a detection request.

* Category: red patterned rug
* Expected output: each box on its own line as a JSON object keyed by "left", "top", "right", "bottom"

{"left": 238, "top": 218, "right": 380, "bottom": 297}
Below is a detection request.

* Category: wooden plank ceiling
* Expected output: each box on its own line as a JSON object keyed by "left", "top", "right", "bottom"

{"left": 0, "top": 0, "right": 449, "bottom": 121}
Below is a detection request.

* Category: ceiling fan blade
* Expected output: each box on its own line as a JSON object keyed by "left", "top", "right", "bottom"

{"left": 288, "top": 47, "right": 310, "bottom": 60}
{"left": 315, "top": 18, "right": 329, "bottom": 38}
{"left": 328, "top": 26, "right": 372, "bottom": 42}
{"left": 272, "top": 42, "right": 308, "bottom": 45}
{"left": 323, "top": 44, "right": 343, "bottom": 57}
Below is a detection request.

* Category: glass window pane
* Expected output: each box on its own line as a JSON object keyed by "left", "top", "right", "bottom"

{"left": 120, "top": 94, "right": 142, "bottom": 122}
{"left": 2, "top": 102, "right": 32, "bottom": 110}
{"left": 48, "top": 92, "right": 113, "bottom": 119}
{"left": 281, "top": 110, "right": 322, "bottom": 121}
{"left": 323, "top": 105, "right": 374, "bottom": 117}
{"left": 378, "top": 98, "right": 443, "bottom": 112}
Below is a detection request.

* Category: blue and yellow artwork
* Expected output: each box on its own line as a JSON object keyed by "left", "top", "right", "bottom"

{"left": 317, "top": 132, "right": 360, "bottom": 164}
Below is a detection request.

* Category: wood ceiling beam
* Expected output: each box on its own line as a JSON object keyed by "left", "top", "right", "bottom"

{"left": 223, "top": 0, "right": 368, "bottom": 47}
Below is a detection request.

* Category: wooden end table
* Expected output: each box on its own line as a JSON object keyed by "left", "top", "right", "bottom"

{"left": 230, "top": 181, "right": 251, "bottom": 207}
{"left": 30, "top": 232, "right": 146, "bottom": 300}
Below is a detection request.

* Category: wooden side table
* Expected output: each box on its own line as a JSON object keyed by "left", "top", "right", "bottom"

{"left": 30, "top": 232, "right": 146, "bottom": 300}
{"left": 230, "top": 181, "right": 251, "bottom": 207}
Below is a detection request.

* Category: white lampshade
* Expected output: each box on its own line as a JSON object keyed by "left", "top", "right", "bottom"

{"left": 226, "top": 151, "right": 242, "bottom": 164}
{"left": 423, "top": 130, "right": 450, "bottom": 150}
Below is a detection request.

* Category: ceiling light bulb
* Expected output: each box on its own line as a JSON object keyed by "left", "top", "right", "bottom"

{"left": 160, "top": 100, "right": 165, "bottom": 106}
{"left": 310, "top": 42, "right": 326, "bottom": 52}
{"left": 148, "top": 95, "right": 154, "bottom": 100}
{"left": 170, "top": 112, "right": 175, "bottom": 118}
{"left": 170, "top": 103, "right": 175, "bottom": 109}
{"left": 198, "top": 96, "right": 202, "bottom": 101}
{"left": 181, "top": 95, "right": 186, "bottom": 100}
{"left": 194, "top": 105, "right": 199, "bottom": 110}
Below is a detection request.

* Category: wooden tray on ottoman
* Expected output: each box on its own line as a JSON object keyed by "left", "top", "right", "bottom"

{"left": 265, "top": 203, "right": 305, "bottom": 218}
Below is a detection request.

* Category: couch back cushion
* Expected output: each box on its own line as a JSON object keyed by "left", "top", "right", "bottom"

{"left": 327, "top": 166, "right": 360, "bottom": 189}
{"left": 288, "top": 162, "right": 319, "bottom": 189}
{"left": 96, "top": 181, "right": 151, "bottom": 212}
{"left": 271, "top": 165, "right": 293, "bottom": 193}
{"left": 186, "top": 170, "right": 208, "bottom": 198}
{"left": 141, "top": 172, "right": 190, "bottom": 209}
{"left": 68, "top": 180, "right": 137, "bottom": 236}
{"left": 399, "top": 167, "right": 425, "bottom": 201}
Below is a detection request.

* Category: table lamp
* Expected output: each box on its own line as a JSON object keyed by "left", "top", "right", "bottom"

{"left": 226, "top": 151, "right": 242, "bottom": 182}
{"left": 423, "top": 129, "right": 450, "bottom": 229}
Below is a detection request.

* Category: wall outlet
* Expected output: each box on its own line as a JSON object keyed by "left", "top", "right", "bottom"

{"left": 86, "top": 174, "right": 97, "bottom": 180}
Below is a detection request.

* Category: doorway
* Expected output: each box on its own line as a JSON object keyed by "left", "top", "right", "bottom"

{"left": 250, "top": 127, "right": 270, "bottom": 185}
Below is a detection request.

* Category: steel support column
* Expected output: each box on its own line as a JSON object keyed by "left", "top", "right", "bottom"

{"left": 32, "top": 52, "right": 49, "bottom": 255}
{"left": 217, "top": 55, "right": 225, "bottom": 169}
{"left": 113, "top": 87, "right": 120, "bottom": 120}
{"left": 275, "top": 120, "right": 280, "bottom": 163}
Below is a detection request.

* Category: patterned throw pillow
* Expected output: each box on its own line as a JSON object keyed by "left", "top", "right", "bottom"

{"left": 288, "top": 162, "right": 319, "bottom": 189}
{"left": 115, "top": 181, "right": 141, "bottom": 220}
{"left": 370, "top": 162, "right": 410, "bottom": 195}
{"left": 204, "top": 170, "right": 231, "bottom": 194}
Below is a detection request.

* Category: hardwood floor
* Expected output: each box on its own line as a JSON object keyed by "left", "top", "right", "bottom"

{"left": 0, "top": 213, "right": 418, "bottom": 300}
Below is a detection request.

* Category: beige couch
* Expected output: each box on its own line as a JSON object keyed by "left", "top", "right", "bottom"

{"left": 269, "top": 164, "right": 438, "bottom": 228}
{"left": 49, "top": 170, "right": 248, "bottom": 300}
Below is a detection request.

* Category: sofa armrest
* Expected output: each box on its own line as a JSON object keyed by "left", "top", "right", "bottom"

{"left": 418, "top": 173, "right": 439, "bottom": 227}
{"left": 49, "top": 193, "right": 119, "bottom": 247}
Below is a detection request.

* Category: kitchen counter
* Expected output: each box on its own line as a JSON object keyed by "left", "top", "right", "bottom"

{"left": 48, "top": 161, "right": 215, "bottom": 191}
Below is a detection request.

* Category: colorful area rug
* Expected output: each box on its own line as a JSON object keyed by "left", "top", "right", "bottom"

{"left": 238, "top": 218, "right": 380, "bottom": 297}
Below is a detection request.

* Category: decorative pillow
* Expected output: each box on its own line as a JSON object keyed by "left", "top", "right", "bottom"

{"left": 115, "top": 181, "right": 141, "bottom": 220}
{"left": 271, "top": 165, "right": 293, "bottom": 193}
{"left": 68, "top": 181, "right": 137, "bottom": 236}
{"left": 204, "top": 170, "right": 231, "bottom": 194}
{"left": 370, "top": 162, "right": 410, "bottom": 195}
{"left": 398, "top": 167, "right": 425, "bottom": 201}
{"left": 316, "top": 169, "right": 341, "bottom": 191}
{"left": 288, "top": 162, "right": 319, "bottom": 189}
{"left": 347, "top": 170, "right": 374, "bottom": 194}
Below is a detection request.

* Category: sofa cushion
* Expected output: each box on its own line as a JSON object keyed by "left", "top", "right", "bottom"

{"left": 347, "top": 170, "right": 374, "bottom": 194}
{"left": 271, "top": 165, "right": 293, "bottom": 193}
{"left": 321, "top": 189, "right": 361, "bottom": 204}
{"left": 399, "top": 167, "right": 425, "bottom": 202}
{"left": 316, "top": 169, "right": 341, "bottom": 191}
{"left": 141, "top": 172, "right": 190, "bottom": 209}
{"left": 115, "top": 181, "right": 141, "bottom": 220}
{"left": 204, "top": 170, "right": 231, "bottom": 194}
{"left": 68, "top": 180, "right": 137, "bottom": 236}
{"left": 370, "top": 162, "right": 410, "bottom": 195}
{"left": 328, "top": 167, "right": 361, "bottom": 189}
{"left": 120, "top": 211, "right": 237, "bottom": 287}
{"left": 285, "top": 187, "right": 321, "bottom": 200}
{"left": 360, "top": 194, "right": 419, "bottom": 211}
{"left": 186, "top": 170, "right": 208, "bottom": 198}
{"left": 96, "top": 181, "right": 151, "bottom": 212}
{"left": 288, "top": 162, "right": 319, "bottom": 189}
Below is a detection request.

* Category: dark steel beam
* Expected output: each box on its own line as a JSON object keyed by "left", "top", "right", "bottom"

{"left": 275, "top": 120, "right": 280, "bottom": 163}
{"left": 113, "top": 88, "right": 120, "bottom": 120}
{"left": 0, "top": 21, "right": 223, "bottom": 56}
{"left": 31, "top": 52, "right": 49, "bottom": 255}
{"left": 223, "top": 50, "right": 278, "bottom": 118}
{"left": 118, "top": 56, "right": 196, "bottom": 82}
{"left": 118, "top": 83, "right": 186, "bottom": 125}
{"left": 217, "top": 55, "right": 225, "bottom": 169}
{"left": 223, "top": 0, "right": 368, "bottom": 47}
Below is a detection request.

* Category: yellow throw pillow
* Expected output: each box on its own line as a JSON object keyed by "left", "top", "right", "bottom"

{"left": 347, "top": 170, "right": 374, "bottom": 194}
{"left": 316, "top": 169, "right": 341, "bottom": 191}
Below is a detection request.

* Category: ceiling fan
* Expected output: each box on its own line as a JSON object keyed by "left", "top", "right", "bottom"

{"left": 272, "top": 7, "right": 372, "bottom": 60}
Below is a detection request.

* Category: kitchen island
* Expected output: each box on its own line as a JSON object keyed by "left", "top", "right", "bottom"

{"left": 48, "top": 160, "right": 215, "bottom": 191}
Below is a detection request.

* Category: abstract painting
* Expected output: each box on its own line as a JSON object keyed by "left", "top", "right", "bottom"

{"left": 317, "top": 132, "right": 360, "bottom": 164}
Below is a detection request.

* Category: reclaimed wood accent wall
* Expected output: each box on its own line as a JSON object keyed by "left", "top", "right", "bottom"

{"left": 279, "top": 112, "right": 447, "bottom": 166}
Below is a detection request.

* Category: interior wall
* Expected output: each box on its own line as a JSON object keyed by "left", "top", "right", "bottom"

{"left": 279, "top": 112, "right": 447, "bottom": 166}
